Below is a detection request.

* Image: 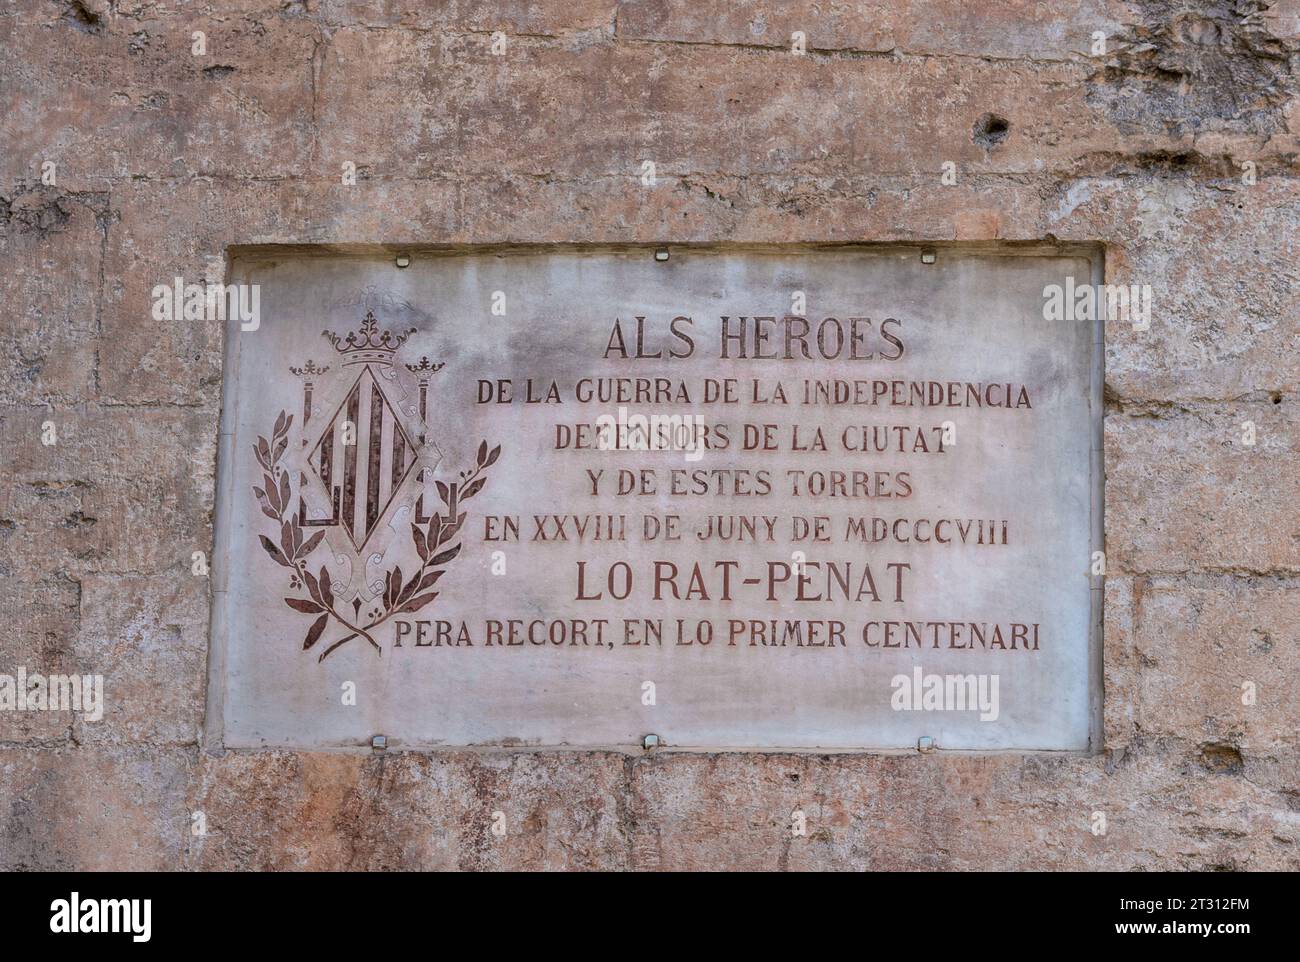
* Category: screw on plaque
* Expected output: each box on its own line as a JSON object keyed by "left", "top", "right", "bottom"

{"left": 395, "top": 254, "right": 411, "bottom": 268}
{"left": 371, "top": 734, "right": 388, "bottom": 752}
{"left": 917, "top": 735, "right": 936, "bottom": 754}
{"left": 920, "top": 249, "right": 937, "bottom": 264}
{"left": 654, "top": 248, "right": 669, "bottom": 262}
{"left": 642, "top": 733, "right": 661, "bottom": 750}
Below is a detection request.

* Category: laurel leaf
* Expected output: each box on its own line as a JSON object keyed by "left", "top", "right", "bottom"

{"left": 302, "top": 567, "right": 322, "bottom": 604}
{"left": 417, "top": 570, "right": 444, "bottom": 592}
{"left": 300, "top": 529, "right": 325, "bottom": 559}
{"left": 285, "top": 598, "right": 323, "bottom": 614}
{"left": 319, "top": 566, "right": 334, "bottom": 609}
{"left": 399, "top": 569, "right": 422, "bottom": 605}
{"left": 259, "top": 535, "right": 289, "bottom": 567}
{"left": 303, "top": 613, "right": 329, "bottom": 650}
{"left": 385, "top": 567, "right": 401, "bottom": 610}
{"left": 462, "top": 476, "right": 485, "bottom": 500}
{"left": 429, "top": 543, "right": 461, "bottom": 566}
{"left": 477, "top": 440, "right": 487, "bottom": 465}
{"left": 412, "top": 524, "right": 428, "bottom": 562}
{"left": 435, "top": 480, "right": 451, "bottom": 507}
{"left": 263, "top": 473, "right": 281, "bottom": 514}
{"left": 392, "top": 565, "right": 403, "bottom": 603}
{"left": 486, "top": 444, "right": 501, "bottom": 467}
{"left": 397, "top": 592, "right": 439, "bottom": 614}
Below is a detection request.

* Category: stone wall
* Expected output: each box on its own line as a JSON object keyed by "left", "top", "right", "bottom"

{"left": 1, "top": 0, "right": 1297, "bottom": 870}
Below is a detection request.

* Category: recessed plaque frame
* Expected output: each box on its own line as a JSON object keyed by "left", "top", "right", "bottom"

{"left": 205, "top": 243, "right": 1105, "bottom": 754}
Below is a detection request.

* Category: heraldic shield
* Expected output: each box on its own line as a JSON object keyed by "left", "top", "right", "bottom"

{"left": 249, "top": 307, "right": 499, "bottom": 662}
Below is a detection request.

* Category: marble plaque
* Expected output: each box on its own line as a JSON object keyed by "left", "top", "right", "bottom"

{"left": 209, "top": 246, "right": 1103, "bottom": 751}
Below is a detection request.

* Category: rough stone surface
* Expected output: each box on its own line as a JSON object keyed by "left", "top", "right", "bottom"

{"left": 1, "top": 0, "right": 1297, "bottom": 869}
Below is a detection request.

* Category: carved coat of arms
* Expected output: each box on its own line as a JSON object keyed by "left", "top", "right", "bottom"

{"left": 250, "top": 309, "right": 499, "bottom": 662}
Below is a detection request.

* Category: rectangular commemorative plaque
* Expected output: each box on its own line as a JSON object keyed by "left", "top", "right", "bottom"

{"left": 210, "top": 245, "right": 1103, "bottom": 751}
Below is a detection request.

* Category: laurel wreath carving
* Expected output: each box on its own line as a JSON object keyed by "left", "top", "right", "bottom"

{"left": 252, "top": 409, "right": 499, "bottom": 662}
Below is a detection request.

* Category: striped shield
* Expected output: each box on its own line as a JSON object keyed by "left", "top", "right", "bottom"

{"left": 307, "top": 366, "right": 417, "bottom": 551}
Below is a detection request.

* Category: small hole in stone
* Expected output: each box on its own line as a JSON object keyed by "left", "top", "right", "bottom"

{"left": 1271, "top": 392, "right": 1282, "bottom": 405}
{"left": 1198, "top": 742, "right": 1243, "bottom": 776}
{"left": 972, "top": 113, "right": 1010, "bottom": 150}
{"left": 66, "top": 0, "right": 103, "bottom": 33}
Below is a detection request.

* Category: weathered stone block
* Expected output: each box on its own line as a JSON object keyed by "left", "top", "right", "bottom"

{"left": 1130, "top": 576, "right": 1300, "bottom": 748}
{"left": 75, "top": 574, "right": 209, "bottom": 746}
{"left": 0, "top": 747, "right": 191, "bottom": 870}
{"left": 1105, "top": 403, "right": 1300, "bottom": 574}
{"left": 0, "top": 188, "right": 103, "bottom": 405}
